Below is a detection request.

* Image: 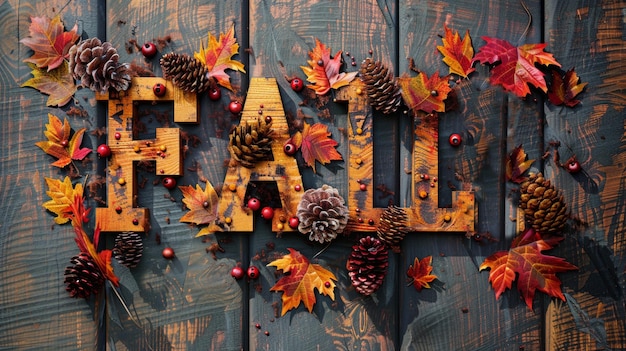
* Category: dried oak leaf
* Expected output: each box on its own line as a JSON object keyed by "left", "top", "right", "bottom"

{"left": 20, "top": 15, "right": 79, "bottom": 71}
{"left": 473, "top": 37, "right": 561, "bottom": 98}
{"left": 43, "top": 176, "right": 83, "bottom": 224}
{"left": 505, "top": 145, "right": 535, "bottom": 183}
{"left": 290, "top": 122, "right": 342, "bottom": 173}
{"left": 180, "top": 182, "right": 219, "bottom": 227}
{"left": 479, "top": 228, "right": 577, "bottom": 310}
{"left": 397, "top": 71, "right": 452, "bottom": 113}
{"left": 194, "top": 24, "right": 246, "bottom": 91}
{"left": 36, "top": 113, "right": 91, "bottom": 168}
{"left": 548, "top": 68, "right": 587, "bottom": 107}
{"left": 300, "top": 38, "right": 358, "bottom": 95}
{"left": 407, "top": 256, "right": 438, "bottom": 292}
{"left": 22, "top": 62, "right": 76, "bottom": 107}
{"left": 437, "top": 24, "right": 475, "bottom": 78}
{"left": 268, "top": 248, "right": 337, "bottom": 316}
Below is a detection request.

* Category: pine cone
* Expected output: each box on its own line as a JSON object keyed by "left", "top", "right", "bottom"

{"left": 519, "top": 172, "right": 568, "bottom": 235}
{"left": 228, "top": 117, "right": 273, "bottom": 168}
{"left": 64, "top": 252, "right": 105, "bottom": 298}
{"left": 376, "top": 205, "right": 409, "bottom": 248}
{"left": 347, "top": 236, "right": 389, "bottom": 296}
{"left": 113, "top": 232, "right": 144, "bottom": 268}
{"left": 297, "top": 185, "right": 349, "bottom": 243}
{"left": 68, "top": 38, "right": 131, "bottom": 93}
{"left": 160, "top": 53, "right": 212, "bottom": 93}
{"left": 359, "top": 58, "right": 403, "bottom": 114}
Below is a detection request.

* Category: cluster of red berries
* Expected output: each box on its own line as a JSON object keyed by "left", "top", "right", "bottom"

{"left": 230, "top": 265, "right": 260, "bottom": 280}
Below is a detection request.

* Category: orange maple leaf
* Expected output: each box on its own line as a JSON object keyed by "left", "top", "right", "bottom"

{"left": 194, "top": 25, "right": 246, "bottom": 91}
{"left": 548, "top": 68, "right": 587, "bottom": 107}
{"left": 22, "top": 62, "right": 76, "bottom": 107}
{"left": 290, "top": 122, "right": 343, "bottom": 173}
{"left": 268, "top": 248, "right": 337, "bottom": 316}
{"left": 437, "top": 25, "right": 475, "bottom": 78}
{"left": 505, "top": 145, "right": 535, "bottom": 183}
{"left": 20, "top": 15, "right": 79, "bottom": 71}
{"left": 300, "top": 39, "right": 358, "bottom": 95}
{"left": 179, "top": 182, "right": 219, "bottom": 226}
{"left": 43, "top": 176, "right": 83, "bottom": 224}
{"left": 398, "top": 71, "right": 452, "bottom": 113}
{"left": 407, "top": 256, "right": 438, "bottom": 292}
{"left": 473, "top": 37, "right": 561, "bottom": 98}
{"left": 480, "top": 228, "right": 577, "bottom": 309}
{"left": 35, "top": 113, "right": 91, "bottom": 168}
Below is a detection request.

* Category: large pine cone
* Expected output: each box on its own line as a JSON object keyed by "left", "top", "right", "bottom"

{"left": 160, "top": 53, "right": 212, "bottom": 93}
{"left": 228, "top": 117, "right": 273, "bottom": 168}
{"left": 64, "top": 252, "right": 104, "bottom": 298}
{"left": 113, "top": 232, "right": 144, "bottom": 268}
{"left": 347, "top": 236, "right": 389, "bottom": 296}
{"left": 377, "top": 205, "right": 409, "bottom": 248}
{"left": 297, "top": 185, "right": 349, "bottom": 243}
{"left": 519, "top": 172, "right": 568, "bottom": 235}
{"left": 68, "top": 38, "right": 131, "bottom": 93}
{"left": 359, "top": 58, "right": 403, "bottom": 114}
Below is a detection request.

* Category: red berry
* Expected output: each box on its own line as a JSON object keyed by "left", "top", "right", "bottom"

{"left": 115, "top": 206, "right": 122, "bottom": 214}
{"left": 141, "top": 42, "right": 157, "bottom": 58}
{"left": 567, "top": 160, "right": 582, "bottom": 173}
{"left": 449, "top": 133, "right": 462, "bottom": 147}
{"left": 288, "top": 216, "right": 299, "bottom": 229}
{"left": 261, "top": 207, "right": 274, "bottom": 220}
{"left": 255, "top": 323, "right": 261, "bottom": 329}
{"left": 60, "top": 140, "right": 69, "bottom": 147}
{"left": 294, "top": 184, "right": 302, "bottom": 191}
{"left": 247, "top": 266, "right": 260, "bottom": 279}
{"left": 359, "top": 183, "right": 367, "bottom": 191}
{"left": 290, "top": 78, "right": 304, "bottom": 92}
{"left": 114, "top": 132, "right": 121, "bottom": 140}
{"left": 264, "top": 115, "right": 272, "bottom": 124}
{"left": 283, "top": 141, "right": 297, "bottom": 155}
{"left": 132, "top": 218, "right": 139, "bottom": 225}
{"left": 231, "top": 266, "right": 245, "bottom": 279}
{"left": 162, "top": 247, "right": 175, "bottom": 259}
{"left": 247, "top": 197, "right": 261, "bottom": 211}
{"left": 97, "top": 144, "right": 111, "bottom": 157}
{"left": 153, "top": 83, "right": 166, "bottom": 97}
{"left": 229, "top": 100, "right": 243, "bottom": 114}
{"left": 324, "top": 281, "right": 331, "bottom": 288}
{"left": 162, "top": 177, "right": 176, "bottom": 190}
{"left": 208, "top": 88, "right": 221, "bottom": 101}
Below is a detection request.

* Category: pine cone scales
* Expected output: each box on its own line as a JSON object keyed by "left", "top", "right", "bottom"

{"left": 113, "top": 232, "right": 144, "bottom": 268}
{"left": 68, "top": 38, "right": 131, "bottom": 93}
{"left": 377, "top": 205, "right": 409, "bottom": 247}
{"left": 347, "top": 236, "right": 389, "bottom": 296}
{"left": 519, "top": 173, "right": 568, "bottom": 235}
{"left": 359, "top": 58, "right": 402, "bottom": 114}
{"left": 297, "top": 185, "right": 349, "bottom": 243}
{"left": 160, "top": 53, "right": 212, "bottom": 93}
{"left": 229, "top": 117, "right": 273, "bottom": 168}
{"left": 64, "top": 252, "right": 104, "bottom": 298}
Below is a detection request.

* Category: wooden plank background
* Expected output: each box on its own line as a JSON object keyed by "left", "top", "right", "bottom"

{"left": 0, "top": 0, "right": 624, "bottom": 350}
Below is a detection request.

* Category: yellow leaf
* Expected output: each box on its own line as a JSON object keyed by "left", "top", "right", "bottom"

{"left": 194, "top": 25, "right": 245, "bottom": 91}
{"left": 22, "top": 62, "right": 76, "bottom": 107}
{"left": 43, "top": 176, "right": 83, "bottom": 224}
{"left": 180, "top": 182, "right": 219, "bottom": 225}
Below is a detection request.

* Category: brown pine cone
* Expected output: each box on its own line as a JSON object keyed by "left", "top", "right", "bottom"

{"left": 347, "top": 236, "right": 389, "bottom": 296}
{"left": 228, "top": 117, "right": 273, "bottom": 168}
{"left": 160, "top": 53, "right": 212, "bottom": 93}
{"left": 68, "top": 38, "right": 131, "bottom": 93}
{"left": 359, "top": 58, "right": 403, "bottom": 114}
{"left": 113, "top": 232, "right": 144, "bottom": 268}
{"left": 297, "top": 185, "right": 349, "bottom": 243}
{"left": 64, "top": 252, "right": 105, "bottom": 298}
{"left": 519, "top": 172, "right": 568, "bottom": 235}
{"left": 376, "top": 205, "right": 409, "bottom": 248}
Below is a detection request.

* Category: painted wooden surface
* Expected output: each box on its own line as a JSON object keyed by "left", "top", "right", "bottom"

{"left": 1, "top": 0, "right": 624, "bottom": 350}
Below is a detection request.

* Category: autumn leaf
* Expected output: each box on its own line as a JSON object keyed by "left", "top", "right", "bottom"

{"left": 290, "top": 122, "right": 342, "bottom": 173}
{"left": 268, "top": 248, "right": 337, "bottom": 316}
{"left": 473, "top": 37, "right": 561, "bottom": 98}
{"left": 437, "top": 25, "right": 475, "bottom": 78}
{"left": 180, "top": 182, "right": 219, "bottom": 226}
{"left": 35, "top": 113, "right": 91, "bottom": 168}
{"left": 300, "top": 38, "right": 358, "bottom": 95}
{"left": 407, "top": 256, "right": 438, "bottom": 292}
{"left": 22, "top": 62, "right": 76, "bottom": 107}
{"left": 548, "top": 68, "right": 588, "bottom": 107}
{"left": 194, "top": 25, "right": 246, "bottom": 91}
{"left": 505, "top": 145, "right": 535, "bottom": 183}
{"left": 43, "top": 176, "right": 83, "bottom": 224}
{"left": 398, "top": 71, "right": 452, "bottom": 113}
{"left": 20, "top": 15, "right": 79, "bottom": 71}
{"left": 479, "top": 228, "right": 577, "bottom": 309}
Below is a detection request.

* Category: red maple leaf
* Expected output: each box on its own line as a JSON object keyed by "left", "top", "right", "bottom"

{"left": 407, "top": 256, "right": 438, "bottom": 292}
{"left": 194, "top": 25, "right": 246, "bottom": 91}
{"left": 505, "top": 145, "right": 535, "bottom": 183}
{"left": 548, "top": 68, "right": 588, "bottom": 107}
{"left": 35, "top": 113, "right": 91, "bottom": 168}
{"left": 437, "top": 25, "right": 475, "bottom": 78}
{"left": 289, "top": 122, "right": 342, "bottom": 173}
{"left": 20, "top": 15, "right": 80, "bottom": 71}
{"left": 300, "top": 39, "right": 357, "bottom": 95}
{"left": 398, "top": 71, "right": 452, "bottom": 113}
{"left": 480, "top": 228, "right": 577, "bottom": 309}
{"left": 473, "top": 37, "right": 561, "bottom": 98}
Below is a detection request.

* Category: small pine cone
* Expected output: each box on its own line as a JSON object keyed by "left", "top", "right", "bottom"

{"left": 68, "top": 38, "right": 131, "bottom": 93}
{"left": 297, "top": 185, "right": 349, "bottom": 243}
{"left": 160, "top": 53, "right": 212, "bottom": 93}
{"left": 113, "top": 232, "right": 144, "bottom": 268}
{"left": 376, "top": 205, "right": 409, "bottom": 248}
{"left": 359, "top": 58, "right": 403, "bottom": 114}
{"left": 64, "top": 252, "right": 105, "bottom": 298}
{"left": 347, "top": 236, "right": 389, "bottom": 296}
{"left": 228, "top": 117, "right": 273, "bottom": 168}
{"left": 519, "top": 172, "right": 568, "bottom": 235}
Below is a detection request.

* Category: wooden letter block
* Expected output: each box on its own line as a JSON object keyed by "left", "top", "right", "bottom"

{"left": 95, "top": 77, "right": 198, "bottom": 233}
